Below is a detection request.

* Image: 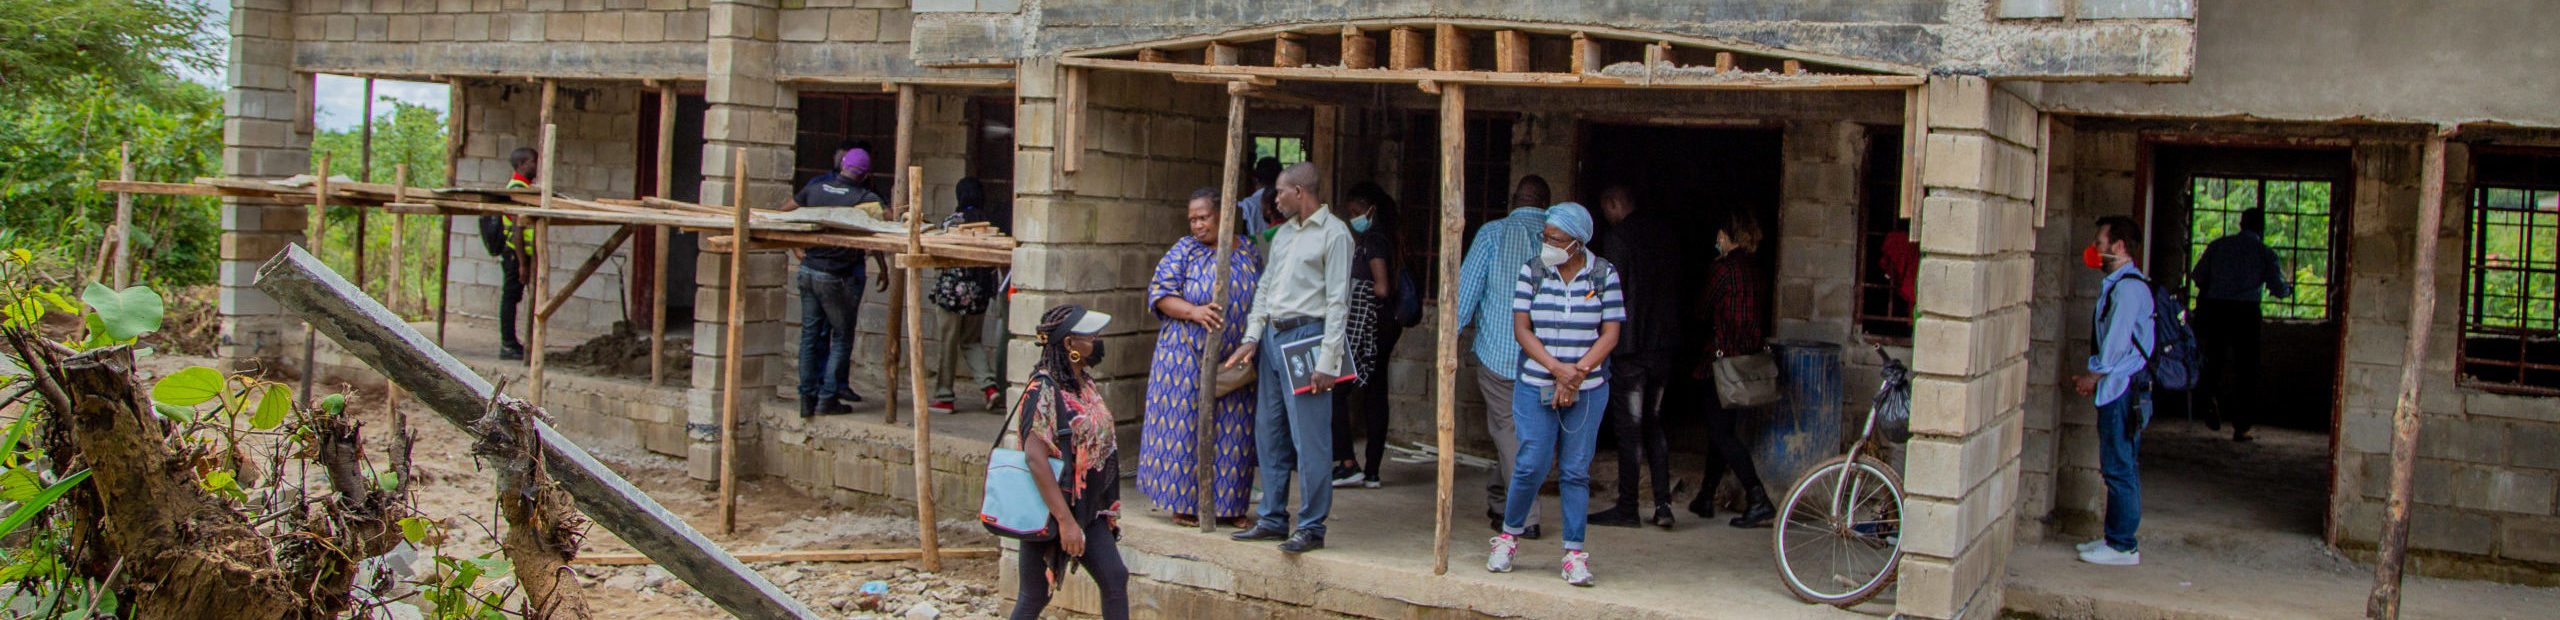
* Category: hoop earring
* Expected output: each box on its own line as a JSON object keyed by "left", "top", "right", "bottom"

{"left": 1069, "top": 350, "right": 1084, "bottom": 364}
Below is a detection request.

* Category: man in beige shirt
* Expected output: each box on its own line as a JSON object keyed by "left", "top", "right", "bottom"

{"left": 1222, "top": 162, "right": 1352, "bottom": 554}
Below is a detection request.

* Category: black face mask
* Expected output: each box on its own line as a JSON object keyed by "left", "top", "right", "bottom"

{"left": 1083, "top": 339, "right": 1107, "bottom": 367}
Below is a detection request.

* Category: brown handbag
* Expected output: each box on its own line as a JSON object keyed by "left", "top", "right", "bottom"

{"left": 1214, "top": 358, "right": 1256, "bottom": 397}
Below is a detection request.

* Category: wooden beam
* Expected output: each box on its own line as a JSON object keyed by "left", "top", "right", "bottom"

{"left": 570, "top": 547, "right": 1000, "bottom": 566}
{"left": 539, "top": 79, "right": 556, "bottom": 130}
{"left": 1901, "top": 85, "right": 1928, "bottom": 218}
{"left": 1196, "top": 84, "right": 1248, "bottom": 534}
{"left": 1058, "top": 67, "right": 1085, "bottom": 176}
{"left": 2035, "top": 115, "right": 2052, "bottom": 228}
{"left": 1136, "top": 48, "right": 1168, "bottom": 63}
{"left": 653, "top": 84, "right": 675, "bottom": 388}
{"left": 700, "top": 233, "right": 1013, "bottom": 264}
{"left": 1494, "top": 30, "right": 1529, "bottom": 72}
{"left": 439, "top": 78, "right": 463, "bottom": 346}
{"left": 1274, "top": 31, "right": 1307, "bottom": 68}
{"left": 530, "top": 123, "right": 556, "bottom": 408}
{"left": 357, "top": 77, "right": 375, "bottom": 301}
{"left": 113, "top": 142, "right": 133, "bottom": 288}
{"left": 773, "top": 75, "right": 1016, "bottom": 89}
{"left": 1389, "top": 27, "right": 1426, "bottom": 71}
{"left": 1715, "top": 51, "right": 1735, "bottom": 73}
{"left": 1569, "top": 32, "right": 1597, "bottom": 74}
{"left": 1784, "top": 59, "right": 1804, "bottom": 74}
{"left": 1312, "top": 105, "right": 1339, "bottom": 204}
{"left": 1433, "top": 24, "right": 1469, "bottom": 72}
{"left": 1341, "top": 26, "right": 1376, "bottom": 70}
{"left": 1055, "top": 17, "right": 1929, "bottom": 76}
{"left": 2369, "top": 126, "right": 2456, "bottom": 620}
{"left": 885, "top": 84, "right": 919, "bottom": 425}
{"left": 890, "top": 254, "right": 1004, "bottom": 269}
{"left": 719, "top": 146, "right": 748, "bottom": 536}
{"left": 1431, "top": 83, "right": 1465, "bottom": 577}
{"left": 1643, "top": 41, "right": 1666, "bottom": 86}
{"left": 1206, "top": 41, "right": 1241, "bottom": 67}
{"left": 296, "top": 72, "right": 316, "bottom": 136}
{"left": 391, "top": 165, "right": 409, "bottom": 314}
{"left": 901, "top": 165, "right": 939, "bottom": 573}
{"left": 1054, "top": 56, "right": 1924, "bottom": 91}
{"left": 250, "top": 246, "right": 826, "bottom": 620}
{"left": 536, "top": 226, "right": 636, "bottom": 322}
{"left": 298, "top": 153, "right": 329, "bottom": 408}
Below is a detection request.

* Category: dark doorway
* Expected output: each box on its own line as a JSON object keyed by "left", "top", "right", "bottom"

{"left": 635, "top": 91, "right": 708, "bottom": 330}
{"left": 2146, "top": 145, "right": 2353, "bottom": 433}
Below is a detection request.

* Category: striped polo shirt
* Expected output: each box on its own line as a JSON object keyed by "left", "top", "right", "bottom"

{"left": 1511, "top": 254, "right": 1626, "bottom": 390}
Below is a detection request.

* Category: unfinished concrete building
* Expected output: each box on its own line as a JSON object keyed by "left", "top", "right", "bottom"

{"left": 216, "top": 1, "right": 2560, "bottom": 617}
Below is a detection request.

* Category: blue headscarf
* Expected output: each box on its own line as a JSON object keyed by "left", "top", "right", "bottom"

{"left": 1546, "top": 201, "right": 1594, "bottom": 243}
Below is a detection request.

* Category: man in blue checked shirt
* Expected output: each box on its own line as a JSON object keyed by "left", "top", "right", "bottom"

{"left": 1453, "top": 175, "right": 1552, "bottom": 538}
{"left": 2074, "top": 215, "right": 2155, "bottom": 567}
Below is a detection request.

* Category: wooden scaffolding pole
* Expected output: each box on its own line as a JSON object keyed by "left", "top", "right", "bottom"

{"left": 113, "top": 141, "right": 133, "bottom": 288}
{"left": 357, "top": 77, "right": 374, "bottom": 300}
{"left": 1431, "top": 83, "right": 1465, "bottom": 576}
{"left": 901, "top": 165, "right": 941, "bottom": 572}
{"left": 299, "top": 153, "right": 331, "bottom": 407}
{"left": 2368, "top": 126, "right": 2455, "bottom": 620}
{"left": 528, "top": 123, "right": 556, "bottom": 408}
{"left": 651, "top": 83, "right": 677, "bottom": 388}
{"left": 389, "top": 164, "right": 410, "bottom": 431}
{"left": 718, "top": 146, "right": 748, "bottom": 535}
{"left": 1195, "top": 84, "right": 1247, "bottom": 533}
{"left": 437, "top": 77, "right": 464, "bottom": 346}
{"left": 883, "top": 84, "right": 917, "bottom": 423}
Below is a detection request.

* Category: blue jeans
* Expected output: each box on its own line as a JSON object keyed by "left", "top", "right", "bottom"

{"left": 1505, "top": 381, "right": 1608, "bottom": 550}
{"left": 2097, "top": 389, "right": 2151, "bottom": 552}
{"left": 796, "top": 267, "right": 864, "bottom": 402}
{"left": 1253, "top": 321, "right": 1335, "bottom": 535}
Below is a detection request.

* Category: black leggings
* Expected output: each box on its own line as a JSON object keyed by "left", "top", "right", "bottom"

{"left": 497, "top": 252, "right": 526, "bottom": 348}
{"left": 1700, "top": 386, "right": 1767, "bottom": 496}
{"left": 1010, "top": 517, "right": 1128, "bottom": 620}
{"left": 1334, "top": 326, "right": 1402, "bottom": 478}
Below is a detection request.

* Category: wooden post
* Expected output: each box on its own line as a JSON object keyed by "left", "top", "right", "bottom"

{"left": 252, "top": 246, "right": 827, "bottom": 620}
{"left": 1715, "top": 51, "right": 1736, "bottom": 74}
{"left": 1390, "top": 27, "right": 1426, "bottom": 71}
{"left": 902, "top": 165, "right": 940, "bottom": 572}
{"left": 1312, "top": 105, "right": 1339, "bottom": 207}
{"left": 1433, "top": 24, "right": 1469, "bottom": 72}
{"left": 1274, "top": 32, "right": 1307, "bottom": 68}
{"left": 884, "top": 84, "right": 918, "bottom": 424}
{"left": 719, "top": 146, "right": 748, "bottom": 535}
{"left": 529, "top": 123, "right": 556, "bottom": 408}
{"left": 299, "top": 153, "right": 331, "bottom": 408}
{"left": 357, "top": 77, "right": 375, "bottom": 298}
{"left": 391, "top": 166, "right": 408, "bottom": 314}
{"left": 1341, "top": 26, "right": 1376, "bottom": 70}
{"left": 1431, "top": 83, "right": 1466, "bottom": 576}
{"left": 2369, "top": 127, "right": 2455, "bottom": 620}
{"left": 1057, "top": 67, "right": 1086, "bottom": 177}
{"left": 113, "top": 141, "right": 134, "bottom": 288}
{"left": 1494, "top": 30, "right": 1529, "bottom": 72}
{"left": 1206, "top": 41, "right": 1241, "bottom": 67}
{"left": 1901, "top": 84, "right": 1929, "bottom": 218}
{"left": 652, "top": 84, "right": 676, "bottom": 388}
{"left": 437, "top": 77, "right": 465, "bottom": 346}
{"left": 1570, "top": 32, "right": 1598, "bottom": 75}
{"left": 1196, "top": 85, "right": 1248, "bottom": 533}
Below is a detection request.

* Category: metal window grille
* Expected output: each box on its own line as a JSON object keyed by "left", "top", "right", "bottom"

{"left": 2461, "top": 185, "right": 2560, "bottom": 393}
{"left": 2185, "top": 176, "right": 2337, "bottom": 320}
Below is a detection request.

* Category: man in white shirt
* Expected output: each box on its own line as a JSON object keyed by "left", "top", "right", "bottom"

{"left": 1222, "top": 162, "right": 1353, "bottom": 554}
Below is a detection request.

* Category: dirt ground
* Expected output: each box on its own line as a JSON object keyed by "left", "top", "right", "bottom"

{"left": 126, "top": 353, "right": 1005, "bottom": 619}
{"left": 557, "top": 320, "right": 693, "bottom": 388}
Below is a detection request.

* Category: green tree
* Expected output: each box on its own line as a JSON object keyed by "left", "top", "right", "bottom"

{"left": 0, "top": 0, "right": 219, "bottom": 105}
{"left": 310, "top": 99, "right": 452, "bottom": 317}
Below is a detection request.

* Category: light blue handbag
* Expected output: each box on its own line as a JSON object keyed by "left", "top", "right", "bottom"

{"left": 980, "top": 380, "right": 1068, "bottom": 541}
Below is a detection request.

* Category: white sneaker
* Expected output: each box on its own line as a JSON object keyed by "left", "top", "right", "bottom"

{"left": 2076, "top": 539, "right": 2107, "bottom": 553}
{"left": 1331, "top": 470, "right": 1367, "bottom": 488}
{"left": 1486, "top": 534, "right": 1518, "bottom": 573}
{"left": 2078, "top": 545, "right": 2140, "bottom": 566}
{"left": 1560, "top": 550, "right": 1594, "bottom": 586}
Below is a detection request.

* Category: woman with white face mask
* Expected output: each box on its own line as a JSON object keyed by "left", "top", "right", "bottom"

{"left": 1487, "top": 202, "right": 1622, "bottom": 587}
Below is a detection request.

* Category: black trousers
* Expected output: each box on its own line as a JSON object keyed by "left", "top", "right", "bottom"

{"left": 1605, "top": 359, "right": 1673, "bottom": 510}
{"left": 497, "top": 251, "right": 526, "bottom": 349}
{"left": 1700, "top": 379, "right": 1767, "bottom": 497}
{"left": 2194, "top": 298, "right": 2263, "bottom": 433}
{"left": 1333, "top": 325, "right": 1402, "bottom": 479}
{"left": 1010, "top": 517, "right": 1128, "bottom": 620}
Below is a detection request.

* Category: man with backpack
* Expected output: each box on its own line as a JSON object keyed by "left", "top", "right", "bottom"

{"left": 2076, "top": 215, "right": 2159, "bottom": 567}
{"left": 479, "top": 147, "right": 541, "bottom": 361}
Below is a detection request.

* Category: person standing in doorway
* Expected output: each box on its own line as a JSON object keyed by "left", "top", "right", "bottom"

{"left": 1485, "top": 202, "right": 1621, "bottom": 587}
{"left": 1588, "top": 187, "right": 1682, "bottom": 529}
{"left": 2191, "top": 208, "right": 2291, "bottom": 442}
{"left": 780, "top": 147, "right": 888, "bottom": 418}
{"left": 480, "top": 147, "right": 540, "bottom": 361}
{"left": 930, "top": 178, "right": 1012, "bottom": 413}
{"left": 1329, "top": 182, "right": 1403, "bottom": 489}
{"left": 1454, "top": 175, "right": 1553, "bottom": 538}
{"left": 1690, "top": 212, "right": 1777, "bottom": 529}
{"left": 1223, "top": 162, "right": 1352, "bottom": 554}
{"left": 2076, "top": 215, "right": 2156, "bottom": 567}
{"left": 1236, "top": 157, "right": 1283, "bottom": 248}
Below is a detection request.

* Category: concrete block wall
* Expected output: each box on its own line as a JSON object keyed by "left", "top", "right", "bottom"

{"left": 1899, "top": 74, "right": 2042, "bottom": 620}
{"left": 220, "top": 0, "right": 312, "bottom": 367}
{"left": 2042, "top": 119, "right": 2138, "bottom": 539}
{"left": 1008, "top": 61, "right": 1228, "bottom": 465}
{"left": 687, "top": 0, "right": 799, "bottom": 480}
{"left": 442, "top": 80, "right": 651, "bottom": 345}
{"left": 820, "top": 91, "right": 987, "bottom": 399}
{"left": 288, "top": 0, "right": 713, "bottom": 77}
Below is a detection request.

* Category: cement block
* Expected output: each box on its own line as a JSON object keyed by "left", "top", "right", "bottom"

{"left": 828, "top": 8, "right": 879, "bottom": 41}
{"left": 910, "top": 0, "right": 971, "bottom": 12}
{"left": 1997, "top": 0, "right": 2067, "bottom": 19}
{"left": 2412, "top": 504, "right": 2496, "bottom": 555}
{"left": 2078, "top": 0, "right": 2195, "bottom": 19}
{"left": 2513, "top": 423, "right": 2560, "bottom": 471}
{"left": 1927, "top": 75, "right": 1990, "bottom": 132}
{"left": 2452, "top": 466, "right": 2557, "bottom": 515}
{"left": 777, "top": 9, "right": 827, "bottom": 41}
{"left": 2500, "top": 516, "right": 2560, "bottom": 564}
{"left": 544, "top": 12, "right": 583, "bottom": 41}
{"left": 2419, "top": 415, "right": 2507, "bottom": 465}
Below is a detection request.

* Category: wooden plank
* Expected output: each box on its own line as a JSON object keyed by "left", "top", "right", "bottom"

{"left": 901, "top": 166, "right": 939, "bottom": 573}
{"left": 250, "top": 246, "right": 825, "bottom": 620}
{"left": 1433, "top": 24, "right": 1469, "bottom": 72}
{"left": 700, "top": 233, "right": 1014, "bottom": 264}
{"left": 113, "top": 142, "right": 133, "bottom": 288}
{"left": 1494, "top": 30, "right": 1529, "bottom": 72}
{"left": 299, "top": 153, "right": 330, "bottom": 408}
{"left": 1715, "top": 51, "right": 1735, "bottom": 73}
{"left": 1901, "top": 85, "right": 1928, "bottom": 218}
{"left": 570, "top": 547, "right": 1000, "bottom": 566}
{"left": 1432, "top": 83, "right": 1466, "bottom": 576}
{"left": 1206, "top": 41, "right": 1241, "bottom": 66}
{"left": 1312, "top": 105, "right": 1338, "bottom": 205}
{"left": 1341, "top": 26, "right": 1376, "bottom": 70}
{"left": 1054, "top": 56, "right": 1924, "bottom": 91}
{"left": 536, "top": 226, "right": 636, "bottom": 322}
{"left": 2370, "top": 127, "right": 2455, "bottom": 620}
{"left": 1055, "top": 17, "right": 1928, "bottom": 76}
{"left": 1274, "top": 32, "right": 1307, "bottom": 68}
{"left": 891, "top": 254, "right": 1004, "bottom": 269}
{"left": 719, "top": 146, "right": 748, "bottom": 536}
{"left": 653, "top": 83, "right": 676, "bottom": 388}
{"left": 92, "top": 180, "right": 231, "bottom": 197}
{"left": 1136, "top": 48, "right": 1168, "bottom": 63}
{"left": 773, "top": 75, "right": 1015, "bottom": 89}
{"left": 1058, "top": 67, "right": 1085, "bottom": 176}
{"left": 1389, "top": 27, "right": 1426, "bottom": 71}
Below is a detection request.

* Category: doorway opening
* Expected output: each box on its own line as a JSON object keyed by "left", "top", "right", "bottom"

{"left": 635, "top": 90, "right": 707, "bottom": 331}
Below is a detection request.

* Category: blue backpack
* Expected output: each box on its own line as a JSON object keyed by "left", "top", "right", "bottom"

{"left": 2098, "top": 273, "right": 2201, "bottom": 392}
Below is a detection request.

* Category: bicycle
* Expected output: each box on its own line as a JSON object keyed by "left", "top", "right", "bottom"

{"left": 1771, "top": 342, "right": 1912, "bottom": 607}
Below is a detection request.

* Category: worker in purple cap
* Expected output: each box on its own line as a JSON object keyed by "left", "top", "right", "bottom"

{"left": 782, "top": 147, "right": 890, "bottom": 417}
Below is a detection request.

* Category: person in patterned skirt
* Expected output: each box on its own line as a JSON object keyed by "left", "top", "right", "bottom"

{"left": 1136, "top": 188, "right": 1262, "bottom": 528}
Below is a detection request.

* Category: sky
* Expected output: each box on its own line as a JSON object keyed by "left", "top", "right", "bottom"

{"left": 181, "top": 0, "right": 450, "bottom": 132}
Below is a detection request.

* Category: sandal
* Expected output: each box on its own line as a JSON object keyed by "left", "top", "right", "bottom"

{"left": 1172, "top": 514, "right": 1199, "bottom": 527}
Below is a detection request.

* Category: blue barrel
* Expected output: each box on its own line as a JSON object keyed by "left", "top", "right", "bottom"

{"left": 1751, "top": 340, "right": 1843, "bottom": 489}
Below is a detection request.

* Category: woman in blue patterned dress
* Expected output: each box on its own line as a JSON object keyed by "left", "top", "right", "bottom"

{"left": 1137, "top": 188, "right": 1262, "bottom": 528}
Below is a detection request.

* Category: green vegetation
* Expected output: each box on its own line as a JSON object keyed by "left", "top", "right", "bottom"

{"left": 311, "top": 100, "right": 454, "bottom": 319}
{"left": 2187, "top": 176, "right": 2336, "bottom": 320}
{"left": 2469, "top": 187, "right": 2560, "bottom": 332}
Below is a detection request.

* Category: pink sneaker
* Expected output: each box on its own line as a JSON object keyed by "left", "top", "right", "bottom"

{"left": 1560, "top": 550, "right": 1593, "bottom": 586}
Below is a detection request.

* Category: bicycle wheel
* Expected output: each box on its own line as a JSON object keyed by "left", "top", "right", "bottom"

{"left": 1770, "top": 454, "right": 1904, "bottom": 607}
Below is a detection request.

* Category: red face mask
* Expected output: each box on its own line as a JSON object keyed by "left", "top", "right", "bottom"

{"left": 2083, "top": 244, "right": 2107, "bottom": 271}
